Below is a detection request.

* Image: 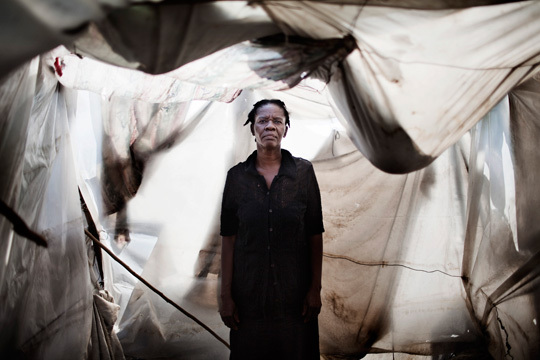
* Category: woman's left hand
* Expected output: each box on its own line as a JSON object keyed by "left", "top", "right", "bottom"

{"left": 302, "top": 286, "right": 322, "bottom": 322}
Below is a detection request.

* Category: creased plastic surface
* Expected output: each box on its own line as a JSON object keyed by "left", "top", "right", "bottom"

{"left": 0, "top": 58, "right": 93, "bottom": 359}
{"left": 264, "top": 1, "right": 540, "bottom": 172}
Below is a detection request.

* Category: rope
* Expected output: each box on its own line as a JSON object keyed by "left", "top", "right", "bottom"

{"left": 85, "top": 229, "right": 230, "bottom": 349}
{"left": 324, "top": 252, "right": 463, "bottom": 278}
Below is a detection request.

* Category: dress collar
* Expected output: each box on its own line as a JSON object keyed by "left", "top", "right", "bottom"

{"left": 245, "top": 149, "right": 297, "bottom": 179}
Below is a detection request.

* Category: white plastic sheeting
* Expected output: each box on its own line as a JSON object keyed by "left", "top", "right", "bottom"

{"left": 2, "top": 1, "right": 540, "bottom": 360}
{"left": 0, "top": 57, "right": 94, "bottom": 358}
{"left": 464, "top": 74, "right": 540, "bottom": 360}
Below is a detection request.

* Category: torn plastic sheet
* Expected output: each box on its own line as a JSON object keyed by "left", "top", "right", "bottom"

{"left": 68, "top": 88, "right": 160, "bottom": 325}
{"left": 54, "top": 49, "right": 242, "bottom": 104}
{"left": 2, "top": 1, "right": 540, "bottom": 359}
{"left": 70, "top": 1, "right": 281, "bottom": 74}
{"left": 1, "top": 55, "right": 533, "bottom": 359}
{"left": 55, "top": 35, "right": 353, "bottom": 103}
{"left": 165, "top": 35, "right": 354, "bottom": 90}
{"left": 265, "top": 1, "right": 540, "bottom": 172}
{"left": 0, "top": 57, "right": 94, "bottom": 359}
{"left": 460, "top": 75, "right": 540, "bottom": 360}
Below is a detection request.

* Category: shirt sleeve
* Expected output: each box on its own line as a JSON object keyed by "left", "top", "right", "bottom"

{"left": 304, "top": 163, "right": 325, "bottom": 236}
{"left": 220, "top": 170, "right": 239, "bottom": 236}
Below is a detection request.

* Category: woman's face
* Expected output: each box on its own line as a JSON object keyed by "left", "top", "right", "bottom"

{"left": 252, "top": 103, "right": 288, "bottom": 149}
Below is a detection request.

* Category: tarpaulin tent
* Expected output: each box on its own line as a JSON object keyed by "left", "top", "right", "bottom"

{"left": 1, "top": 1, "right": 539, "bottom": 359}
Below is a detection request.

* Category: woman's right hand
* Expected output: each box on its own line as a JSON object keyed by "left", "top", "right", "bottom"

{"left": 220, "top": 295, "right": 240, "bottom": 330}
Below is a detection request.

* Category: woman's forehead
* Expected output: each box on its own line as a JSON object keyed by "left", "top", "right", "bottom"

{"left": 255, "top": 104, "right": 285, "bottom": 118}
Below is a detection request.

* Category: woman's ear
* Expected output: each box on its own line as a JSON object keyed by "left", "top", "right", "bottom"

{"left": 250, "top": 123, "right": 255, "bottom": 136}
{"left": 283, "top": 126, "right": 288, "bottom": 138}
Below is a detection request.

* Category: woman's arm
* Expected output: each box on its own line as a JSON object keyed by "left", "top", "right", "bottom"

{"left": 220, "top": 235, "right": 239, "bottom": 329}
{"left": 303, "top": 233, "right": 323, "bottom": 322}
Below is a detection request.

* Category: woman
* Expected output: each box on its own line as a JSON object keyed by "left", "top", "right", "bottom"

{"left": 220, "top": 99, "right": 324, "bottom": 359}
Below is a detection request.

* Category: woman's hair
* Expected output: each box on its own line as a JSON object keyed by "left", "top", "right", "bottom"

{"left": 243, "top": 99, "right": 291, "bottom": 129}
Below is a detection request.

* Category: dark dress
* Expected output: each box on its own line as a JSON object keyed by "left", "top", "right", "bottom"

{"left": 220, "top": 149, "right": 324, "bottom": 360}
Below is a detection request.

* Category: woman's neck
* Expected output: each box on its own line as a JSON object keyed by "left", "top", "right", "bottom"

{"left": 256, "top": 146, "right": 282, "bottom": 170}
{"left": 256, "top": 147, "right": 281, "bottom": 189}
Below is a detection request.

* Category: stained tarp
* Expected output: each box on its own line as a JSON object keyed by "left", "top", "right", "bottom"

{"left": 1, "top": 1, "right": 540, "bottom": 360}
{"left": 261, "top": 1, "right": 540, "bottom": 172}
